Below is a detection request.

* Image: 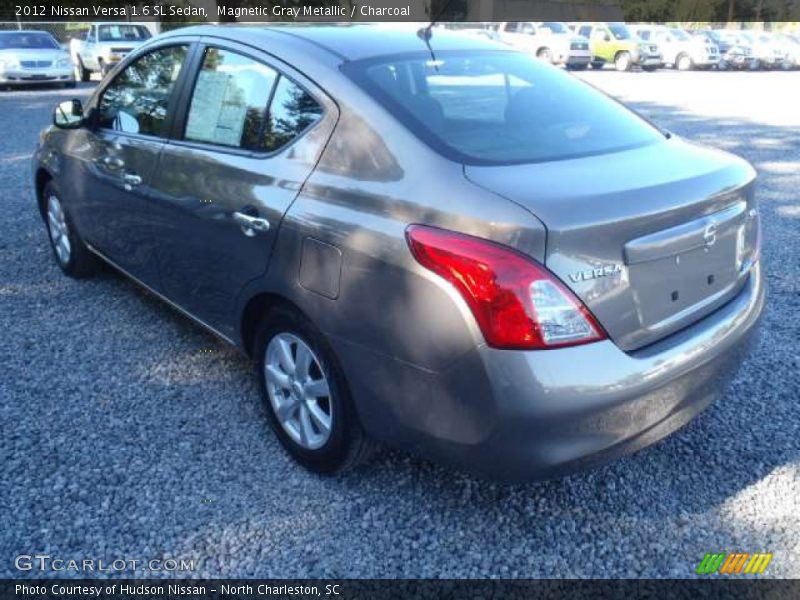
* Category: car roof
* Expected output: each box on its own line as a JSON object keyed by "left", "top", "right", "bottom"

{"left": 164, "top": 24, "right": 506, "bottom": 63}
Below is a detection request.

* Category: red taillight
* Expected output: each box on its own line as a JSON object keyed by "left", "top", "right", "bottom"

{"left": 406, "top": 225, "right": 606, "bottom": 350}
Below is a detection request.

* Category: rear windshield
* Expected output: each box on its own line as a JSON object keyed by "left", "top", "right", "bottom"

{"left": 345, "top": 50, "right": 664, "bottom": 165}
{"left": 98, "top": 25, "right": 151, "bottom": 42}
{"left": 0, "top": 32, "right": 59, "bottom": 50}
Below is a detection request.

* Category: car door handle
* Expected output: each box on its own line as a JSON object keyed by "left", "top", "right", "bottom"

{"left": 102, "top": 156, "right": 125, "bottom": 170}
{"left": 122, "top": 173, "right": 142, "bottom": 186}
{"left": 232, "top": 211, "right": 270, "bottom": 236}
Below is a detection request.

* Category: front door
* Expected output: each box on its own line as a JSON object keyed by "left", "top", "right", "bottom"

{"left": 77, "top": 43, "right": 192, "bottom": 284}
{"left": 148, "top": 43, "right": 337, "bottom": 337}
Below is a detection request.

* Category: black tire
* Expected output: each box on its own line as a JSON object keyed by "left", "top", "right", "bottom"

{"left": 615, "top": 51, "right": 632, "bottom": 71}
{"left": 42, "top": 181, "right": 98, "bottom": 278}
{"left": 75, "top": 58, "right": 90, "bottom": 82}
{"left": 642, "top": 66, "right": 658, "bottom": 72}
{"left": 590, "top": 60, "right": 605, "bottom": 70}
{"left": 255, "top": 305, "right": 374, "bottom": 475}
{"left": 676, "top": 53, "right": 693, "bottom": 71}
{"left": 537, "top": 47, "right": 553, "bottom": 63}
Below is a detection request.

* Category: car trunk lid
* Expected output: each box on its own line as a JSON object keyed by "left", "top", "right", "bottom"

{"left": 465, "top": 138, "right": 759, "bottom": 351}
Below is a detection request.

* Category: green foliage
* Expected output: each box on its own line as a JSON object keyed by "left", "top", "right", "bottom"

{"left": 622, "top": 0, "right": 800, "bottom": 20}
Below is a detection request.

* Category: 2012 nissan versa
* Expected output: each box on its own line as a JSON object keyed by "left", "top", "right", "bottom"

{"left": 33, "top": 25, "right": 764, "bottom": 480}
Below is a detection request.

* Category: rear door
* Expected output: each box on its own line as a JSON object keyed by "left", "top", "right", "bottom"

{"left": 75, "top": 41, "right": 193, "bottom": 285}
{"left": 148, "top": 39, "right": 337, "bottom": 337}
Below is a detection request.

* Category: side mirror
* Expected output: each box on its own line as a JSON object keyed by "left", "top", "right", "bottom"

{"left": 53, "top": 99, "right": 84, "bottom": 129}
{"left": 604, "top": 33, "right": 611, "bottom": 42}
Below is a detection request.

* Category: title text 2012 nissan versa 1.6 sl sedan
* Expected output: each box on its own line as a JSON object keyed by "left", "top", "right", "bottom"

{"left": 33, "top": 25, "right": 764, "bottom": 481}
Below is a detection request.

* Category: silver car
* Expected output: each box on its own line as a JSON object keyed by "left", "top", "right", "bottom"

{"left": 33, "top": 25, "right": 764, "bottom": 480}
{"left": 0, "top": 30, "right": 75, "bottom": 88}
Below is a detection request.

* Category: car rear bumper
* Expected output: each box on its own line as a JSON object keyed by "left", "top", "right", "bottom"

{"left": 564, "top": 53, "right": 592, "bottom": 66}
{"left": 346, "top": 261, "right": 764, "bottom": 481}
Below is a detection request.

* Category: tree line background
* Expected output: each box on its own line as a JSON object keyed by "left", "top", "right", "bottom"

{"left": 1, "top": 0, "right": 799, "bottom": 41}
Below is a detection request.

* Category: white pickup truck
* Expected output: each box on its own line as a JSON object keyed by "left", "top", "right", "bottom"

{"left": 69, "top": 23, "right": 152, "bottom": 81}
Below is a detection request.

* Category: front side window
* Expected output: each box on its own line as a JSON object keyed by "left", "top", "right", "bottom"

{"left": 98, "top": 45, "right": 188, "bottom": 137}
{"left": 348, "top": 50, "right": 664, "bottom": 165}
{"left": 609, "top": 24, "right": 632, "bottom": 40}
{"left": 670, "top": 29, "right": 690, "bottom": 41}
{"left": 263, "top": 76, "right": 324, "bottom": 152}
{"left": 540, "top": 22, "right": 567, "bottom": 34}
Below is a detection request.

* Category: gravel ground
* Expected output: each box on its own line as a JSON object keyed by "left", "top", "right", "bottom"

{"left": 1, "top": 70, "right": 799, "bottom": 579}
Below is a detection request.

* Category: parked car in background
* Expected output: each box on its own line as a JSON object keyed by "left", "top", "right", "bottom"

{"left": 573, "top": 22, "right": 662, "bottom": 71}
{"left": 436, "top": 23, "right": 500, "bottom": 42}
{"left": 739, "top": 31, "right": 787, "bottom": 69}
{"left": 698, "top": 30, "right": 758, "bottom": 70}
{"left": 70, "top": 23, "right": 152, "bottom": 81}
{"left": 631, "top": 25, "right": 719, "bottom": 70}
{"left": 35, "top": 25, "right": 764, "bottom": 480}
{"left": 772, "top": 32, "right": 800, "bottom": 69}
{"left": 496, "top": 22, "right": 591, "bottom": 69}
{"left": 0, "top": 30, "right": 74, "bottom": 89}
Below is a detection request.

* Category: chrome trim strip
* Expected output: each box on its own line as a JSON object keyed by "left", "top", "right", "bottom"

{"left": 85, "top": 243, "right": 239, "bottom": 348}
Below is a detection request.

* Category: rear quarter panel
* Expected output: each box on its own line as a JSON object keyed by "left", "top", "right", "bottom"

{"left": 239, "top": 77, "right": 548, "bottom": 374}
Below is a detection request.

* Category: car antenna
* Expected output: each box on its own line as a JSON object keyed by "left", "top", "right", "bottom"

{"left": 417, "top": 0, "right": 456, "bottom": 69}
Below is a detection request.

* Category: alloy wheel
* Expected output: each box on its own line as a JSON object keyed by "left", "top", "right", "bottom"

{"left": 264, "top": 333, "right": 332, "bottom": 450}
{"left": 47, "top": 195, "right": 71, "bottom": 265}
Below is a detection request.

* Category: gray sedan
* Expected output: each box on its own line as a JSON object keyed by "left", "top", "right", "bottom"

{"left": 33, "top": 25, "right": 764, "bottom": 481}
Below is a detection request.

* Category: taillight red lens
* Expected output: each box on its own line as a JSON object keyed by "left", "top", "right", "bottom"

{"left": 406, "top": 225, "right": 606, "bottom": 350}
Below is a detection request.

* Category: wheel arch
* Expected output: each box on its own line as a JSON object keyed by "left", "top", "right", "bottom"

{"left": 34, "top": 168, "right": 53, "bottom": 220}
{"left": 240, "top": 291, "right": 308, "bottom": 358}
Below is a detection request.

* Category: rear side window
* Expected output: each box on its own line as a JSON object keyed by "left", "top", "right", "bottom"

{"left": 184, "top": 48, "right": 278, "bottom": 149}
{"left": 263, "top": 76, "right": 324, "bottom": 152}
{"left": 98, "top": 45, "right": 188, "bottom": 137}
{"left": 184, "top": 47, "right": 323, "bottom": 152}
{"left": 347, "top": 50, "right": 664, "bottom": 165}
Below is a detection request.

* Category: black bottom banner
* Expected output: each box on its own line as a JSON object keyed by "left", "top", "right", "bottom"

{"left": 2, "top": 579, "right": 799, "bottom": 600}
